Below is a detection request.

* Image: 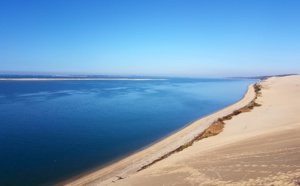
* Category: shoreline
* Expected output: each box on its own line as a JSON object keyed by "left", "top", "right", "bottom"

{"left": 0, "top": 78, "right": 167, "bottom": 81}
{"left": 109, "top": 75, "right": 300, "bottom": 186}
{"left": 64, "top": 80, "right": 258, "bottom": 185}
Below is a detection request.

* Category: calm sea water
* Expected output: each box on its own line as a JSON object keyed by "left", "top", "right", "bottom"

{"left": 0, "top": 78, "right": 257, "bottom": 186}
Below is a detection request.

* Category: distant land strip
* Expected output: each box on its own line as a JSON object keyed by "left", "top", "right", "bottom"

{"left": 0, "top": 78, "right": 168, "bottom": 81}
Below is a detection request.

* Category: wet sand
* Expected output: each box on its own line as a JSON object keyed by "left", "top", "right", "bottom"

{"left": 67, "top": 75, "right": 300, "bottom": 186}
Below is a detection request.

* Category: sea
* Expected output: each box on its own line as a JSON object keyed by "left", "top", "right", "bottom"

{"left": 0, "top": 77, "right": 257, "bottom": 186}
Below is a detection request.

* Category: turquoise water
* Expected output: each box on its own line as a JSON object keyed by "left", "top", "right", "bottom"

{"left": 0, "top": 78, "right": 256, "bottom": 186}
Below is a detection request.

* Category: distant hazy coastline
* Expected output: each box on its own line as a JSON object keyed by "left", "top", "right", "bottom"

{"left": 0, "top": 78, "right": 167, "bottom": 81}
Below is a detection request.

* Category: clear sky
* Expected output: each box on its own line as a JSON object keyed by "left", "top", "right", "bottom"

{"left": 0, "top": 0, "right": 299, "bottom": 77}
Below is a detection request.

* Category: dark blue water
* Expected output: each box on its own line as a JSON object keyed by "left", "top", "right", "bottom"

{"left": 0, "top": 78, "right": 257, "bottom": 186}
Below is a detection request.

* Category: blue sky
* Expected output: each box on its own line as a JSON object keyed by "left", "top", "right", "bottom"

{"left": 0, "top": 0, "right": 299, "bottom": 77}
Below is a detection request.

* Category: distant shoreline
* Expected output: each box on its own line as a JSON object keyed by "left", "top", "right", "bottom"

{"left": 0, "top": 78, "right": 167, "bottom": 81}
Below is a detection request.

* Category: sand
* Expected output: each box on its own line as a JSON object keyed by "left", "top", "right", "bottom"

{"left": 66, "top": 75, "right": 300, "bottom": 186}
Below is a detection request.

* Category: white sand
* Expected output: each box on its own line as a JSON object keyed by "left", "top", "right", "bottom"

{"left": 66, "top": 75, "right": 300, "bottom": 186}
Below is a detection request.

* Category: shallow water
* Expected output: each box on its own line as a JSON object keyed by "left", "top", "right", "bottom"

{"left": 0, "top": 78, "right": 257, "bottom": 186}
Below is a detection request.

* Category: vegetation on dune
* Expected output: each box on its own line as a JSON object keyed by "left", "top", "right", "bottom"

{"left": 137, "top": 83, "right": 262, "bottom": 172}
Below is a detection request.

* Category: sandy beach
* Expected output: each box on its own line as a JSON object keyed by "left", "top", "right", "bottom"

{"left": 66, "top": 75, "right": 300, "bottom": 186}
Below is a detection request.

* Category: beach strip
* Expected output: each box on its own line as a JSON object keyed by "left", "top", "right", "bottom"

{"left": 64, "top": 80, "right": 258, "bottom": 185}
{"left": 108, "top": 75, "right": 300, "bottom": 186}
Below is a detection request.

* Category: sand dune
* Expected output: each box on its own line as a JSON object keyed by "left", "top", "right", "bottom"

{"left": 66, "top": 75, "right": 300, "bottom": 186}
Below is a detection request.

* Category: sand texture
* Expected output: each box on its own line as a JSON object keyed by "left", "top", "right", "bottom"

{"left": 66, "top": 75, "right": 300, "bottom": 186}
